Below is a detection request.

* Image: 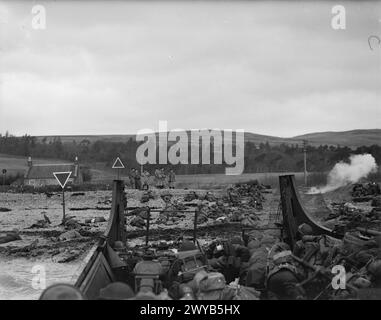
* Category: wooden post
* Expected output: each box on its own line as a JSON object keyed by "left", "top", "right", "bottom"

{"left": 303, "top": 140, "right": 308, "bottom": 186}
{"left": 193, "top": 207, "right": 199, "bottom": 243}
{"left": 145, "top": 207, "right": 150, "bottom": 246}
{"left": 62, "top": 188, "right": 66, "bottom": 223}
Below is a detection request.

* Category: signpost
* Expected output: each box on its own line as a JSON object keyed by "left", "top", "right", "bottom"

{"left": 2, "top": 169, "right": 6, "bottom": 186}
{"left": 112, "top": 157, "right": 125, "bottom": 180}
{"left": 53, "top": 171, "right": 72, "bottom": 223}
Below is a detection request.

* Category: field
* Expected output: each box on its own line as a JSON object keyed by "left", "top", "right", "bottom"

{"left": 0, "top": 153, "right": 320, "bottom": 190}
{"left": 0, "top": 154, "right": 71, "bottom": 175}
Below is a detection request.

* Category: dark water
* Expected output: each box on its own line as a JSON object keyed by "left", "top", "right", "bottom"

{"left": 0, "top": 258, "right": 80, "bottom": 300}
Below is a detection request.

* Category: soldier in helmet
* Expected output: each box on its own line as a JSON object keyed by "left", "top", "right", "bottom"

{"left": 40, "top": 284, "right": 85, "bottom": 300}
{"left": 134, "top": 169, "right": 142, "bottom": 190}
{"left": 355, "top": 258, "right": 381, "bottom": 300}
{"left": 266, "top": 247, "right": 306, "bottom": 300}
{"left": 293, "top": 223, "right": 336, "bottom": 268}
{"left": 155, "top": 169, "right": 163, "bottom": 189}
{"left": 208, "top": 237, "right": 250, "bottom": 284}
{"left": 168, "top": 169, "right": 176, "bottom": 189}
{"left": 142, "top": 170, "right": 150, "bottom": 190}
{"left": 367, "top": 259, "right": 381, "bottom": 288}
{"left": 129, "top": 168, "right": 136, "bottom": 189}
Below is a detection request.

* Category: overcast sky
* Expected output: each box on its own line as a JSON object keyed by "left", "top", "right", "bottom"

{"left": 0, "top": 1, "right": 380, "bottom": 137}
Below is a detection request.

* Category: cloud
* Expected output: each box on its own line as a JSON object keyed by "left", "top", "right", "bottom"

{"left": 0, "top": 1, "right": 380, "bottom": 136}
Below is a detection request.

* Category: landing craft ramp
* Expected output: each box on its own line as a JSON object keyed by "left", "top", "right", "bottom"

{"left": 279, "top": 175, "right": 339, "bottom": 250}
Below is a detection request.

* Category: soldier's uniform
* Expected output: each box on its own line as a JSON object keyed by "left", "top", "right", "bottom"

{"left": 129, "top": 169, "right": 136, "bottom": 189}
{"left": 155, "top": 169, "right": 164, "bottom": 189}
{"left": 134, "top": 169, "right": 142, "bottom": 190}
{"left": 293, "top": 235, "right": 336, "bottom": 267}
{"left": 293, "top": 223, "right": 339, "bottom": 268}
{"left": 141, "top": 171, "right": 150, "bottom": 190}
{"left": 168, "top": 170, "right": 176, "bottom": 189}
{"left": 208, "top": 239, "right": 250, "bottom": 284}
{"left": 266, "top": 250, "right": 306, "bottom": 300}
{"left": 160, "top": 169, "right": 167, "bottom": 188}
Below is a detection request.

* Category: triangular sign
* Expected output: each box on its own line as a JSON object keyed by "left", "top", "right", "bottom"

{"left": 112, "top": 157, "right": 125, "bottom": 169}
{"left": 53, "top": 172, "right": 72, "bottom": 189}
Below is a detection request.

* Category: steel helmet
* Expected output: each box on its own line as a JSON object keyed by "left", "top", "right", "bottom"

{"left": 40, "top": 284, "right": 84, "bottom": 300}
{"left": 114, "top": 241, "right": 125, "bottom": 250}
{"left": 298, "top": 223, "right": 313, "bottom": 236}
{"left": 367, "top": 259, "right": 381, "bottom": 279}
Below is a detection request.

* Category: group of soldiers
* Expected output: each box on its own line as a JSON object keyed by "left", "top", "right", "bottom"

{"left": 128, "top": 168, "right": 176, "bottom": 190}
{"left": 39, "top": 219, "right": 381, "bottom": 300}
{"left": 261, "top": 224, "right": 381, "bottom": 300}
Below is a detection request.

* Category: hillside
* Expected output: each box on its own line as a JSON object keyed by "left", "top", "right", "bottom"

{"left": 36, "top": 129, "right": 381, "bottom": 148}
{"left": 292, "top": 129, "right": 381, "bottom": 148}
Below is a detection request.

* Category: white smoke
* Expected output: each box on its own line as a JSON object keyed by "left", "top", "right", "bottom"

{"left": 307, "top": 154, "right": 378, "bottom": 194}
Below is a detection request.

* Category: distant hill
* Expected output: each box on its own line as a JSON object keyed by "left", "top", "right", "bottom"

{"left": 36, "top": 129, "right": 381, "bottom": 148}
{"left": 292, "top": 129, "right": 381, "bottom": 148}
{"left": 35, "top": 135, "right": 136, "bottom": 144}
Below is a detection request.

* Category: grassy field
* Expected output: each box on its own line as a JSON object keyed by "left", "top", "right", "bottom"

{"left": 0, "top": 154, "right": 322, "bottom": 189}
{"left": 0, "top": 154, "right": 73, "bottom": 175}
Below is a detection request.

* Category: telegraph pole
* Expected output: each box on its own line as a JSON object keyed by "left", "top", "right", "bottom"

{"left": 2, "top": 169, "right": 6, "bottom": 186}
{"left": 303, "top": 140, "right": 308, "bottom": 186}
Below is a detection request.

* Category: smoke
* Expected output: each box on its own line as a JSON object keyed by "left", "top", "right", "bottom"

{"left": 307, "top": 154, "right": 378, "bottom": 194}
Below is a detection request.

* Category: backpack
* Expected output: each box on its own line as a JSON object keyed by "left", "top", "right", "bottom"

{"left": 198, "top": 272, "right": 226, "bottom": 300}
{"left": 168, "top": 250, "right": 208, "bottom": 283}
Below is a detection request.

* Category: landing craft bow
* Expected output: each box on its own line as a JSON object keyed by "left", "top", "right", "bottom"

{"left": 74, "top": 180, "right": 127, "bottom": 299}
{"left": 279, "top": 175, "right": 339, "bottom": 250}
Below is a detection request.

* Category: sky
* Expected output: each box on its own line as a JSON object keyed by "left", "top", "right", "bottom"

{"left": 0, "top": 0, "right": 380, "bottom": 137}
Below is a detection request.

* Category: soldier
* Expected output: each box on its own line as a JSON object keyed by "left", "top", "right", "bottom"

{"left": 40, "top": 284, "right": 85, "bottom": 300}
{"left": 293, "top": 223, "right": 336, "bottom": 268}
{"left": 266, "top": 248, "right": 307, "bottom": 300}
{"left": 134, "top": 168, "right": 142, "bottom": 190}
{"left": 160, "top": 168, "right": 167, "bottom": 188}
{"left": 129, "top": 168, "right": 136, "bottom": 189}
{"left": 353, "top": 259, "right": 381, "bottom": 300}
{"left": 168, "top": 169, "right": 176, "bottom": 189}
{"left": 142, "top": 170, "right": 150, "bottom": 190}
{"left": 155, "top": 169, "right": 163, "bottom": 189}
{"left": 189, "top": 270, "right": 259, "bottom": 300}
{"left": 208, "top": 237, "right": 250, "bottom": 284}
{"left": 98, "top": 282, "right": 135, "bottom": 300}
{"left": 367, "top": 259, "right": 381, "bottom": 288}
{"left": 166, "top": 240, "right": 208, "bottom": 298}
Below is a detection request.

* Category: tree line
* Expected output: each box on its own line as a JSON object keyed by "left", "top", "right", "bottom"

{"left": 1, "top": 132, "right": 381, "bottom": 175}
